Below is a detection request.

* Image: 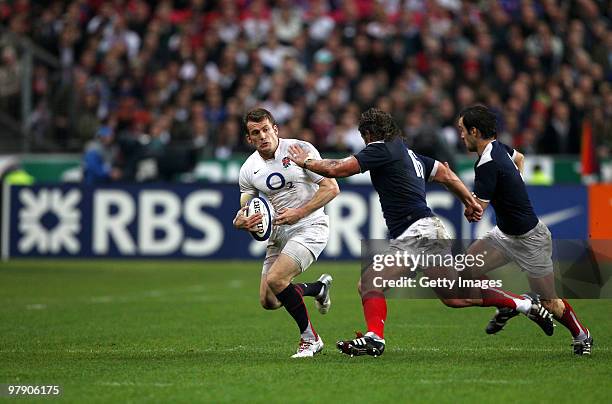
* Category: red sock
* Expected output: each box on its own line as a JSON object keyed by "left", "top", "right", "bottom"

{"left": 556, "top": 299, "right": 588, "bottom": 338}
{"left": 481, "top": 288, "right": 525, "bottom": 311}
{"left": 362, "top": 291, "right": 387, "bottom": 338}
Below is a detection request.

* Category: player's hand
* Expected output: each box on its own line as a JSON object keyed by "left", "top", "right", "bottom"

{"left": 464, "top": 203, "right": 483, "bottom": 223}
{"left": 274, "top": 207, "right": 305, "bottom": 226}
{"left": 288, "top": 145, "right": 309, "bottom": 168}
{"left": 233, "top": 206, "right": 263, "bottom": 231}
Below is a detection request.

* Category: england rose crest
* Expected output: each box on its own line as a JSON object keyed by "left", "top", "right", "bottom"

{"left": 282, "top": 156, "right": 291, "bottom": 168}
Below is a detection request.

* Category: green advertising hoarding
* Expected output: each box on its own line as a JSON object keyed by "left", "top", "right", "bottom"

{"left": 12, "top": 154, "right": 605, "bottom": 184}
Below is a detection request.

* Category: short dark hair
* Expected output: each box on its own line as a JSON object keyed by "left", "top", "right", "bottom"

{"left": 358, "top": 108, "right": 400, "bottom": 142}
{"left": 458, "top": 105, "right": 497, "bottom": 139}
{"left": 243, "top": 108, "right": 277, "bottom": 134}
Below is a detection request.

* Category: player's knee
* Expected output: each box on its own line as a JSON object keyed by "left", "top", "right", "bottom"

{"left": 266, "top": 275, "right": 289, "bottom": 294}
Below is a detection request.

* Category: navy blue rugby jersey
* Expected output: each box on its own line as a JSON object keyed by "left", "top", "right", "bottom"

{"left": 473, "top": 140, "right": 539, "bottom": 235}
{"left": 354, "top": 137, "right": 438, "bottom": 238}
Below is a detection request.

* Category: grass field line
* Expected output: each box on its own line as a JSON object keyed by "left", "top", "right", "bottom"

{"left": 389, "top": 345, "right": 607, "bottom": 353}
{"left": 86, "top": 294, "right": 218, "bottom": 304}
{"left": 3, "top": 345, "right": 605, "bottom": 355}
{"left": 97, "top": 382, "right": 174, "bottom": 388}
{"left": 92, "top": 378, "right": 536, "bottom": 388}
{"left": 94, "top": 379, "right": 533, "bottom": 388}
{"left": 3, "top": 284, "right": 217, "bottom": 306}
{"left": 416, "top": 378, "right": 533, "bottom": 385}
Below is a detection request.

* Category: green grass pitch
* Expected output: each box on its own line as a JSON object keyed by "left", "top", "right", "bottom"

{"left": 1, "top": 260, "right": 610, "bottom": 403}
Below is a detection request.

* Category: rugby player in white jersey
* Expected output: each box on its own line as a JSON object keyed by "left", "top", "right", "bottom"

{"left": 233, "top": 108, "right": 339, "bottom": 358}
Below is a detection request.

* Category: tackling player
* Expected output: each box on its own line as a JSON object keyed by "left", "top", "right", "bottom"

{"left": 288, "top": 108, "right": 553, "bottom": 357}
{"left": 233, "top": 108, "right": 339, "bottom": 358}
{"left": 458, "top": 105, "right": 593, "bottom": 355}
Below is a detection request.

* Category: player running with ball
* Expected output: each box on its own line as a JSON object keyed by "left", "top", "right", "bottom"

{"left": 288, "top": 108, "right": 555, "bottom": 357}
{"left": 233, "top": 108, "right": 339, "bottom": 358}
{"left": 458, "top": 105, "right": 593, "bottom": 355}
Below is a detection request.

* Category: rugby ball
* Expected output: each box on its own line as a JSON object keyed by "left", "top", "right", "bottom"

{"left": 245, "top": 197, "right": 273, "bottom": 241}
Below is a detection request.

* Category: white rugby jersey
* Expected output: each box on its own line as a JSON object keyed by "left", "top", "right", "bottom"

{"left": 239, "top": 138, "right": 326, "bottom": 226}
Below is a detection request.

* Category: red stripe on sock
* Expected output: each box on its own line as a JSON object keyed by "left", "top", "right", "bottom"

{"left": 558, "top": 299, "right": 588, "bottom": 338}
{"left": 362, "top": 291, "right": 387, "bottom": 338}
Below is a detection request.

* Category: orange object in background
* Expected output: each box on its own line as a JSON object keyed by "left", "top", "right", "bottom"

{"left": 589, "top": 184, "right": 612, "bottom": 239}
{"left": 589, "top": 185, "right": 612, "bottom": 264}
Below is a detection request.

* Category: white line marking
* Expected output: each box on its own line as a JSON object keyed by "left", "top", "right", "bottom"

{"left": 418, "top": 378, "right": 532, "bottom": 385}
{"left": 25, "top": 303, "right": 47, "bottom": 310}
{"left": 4, "top": 345, "right": 606, "bottom": 355}
{"left": 97, "top": 382, "right": 173, "bottom": 387}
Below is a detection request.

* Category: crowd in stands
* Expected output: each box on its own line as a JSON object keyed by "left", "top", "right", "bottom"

{"left": 1, "top": 0, "right": 611, "bottom": 181}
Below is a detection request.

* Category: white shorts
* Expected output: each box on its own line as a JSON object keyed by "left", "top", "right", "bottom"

{"left": 262, "top": 217, "right": 329, "bottom": 274}
{"left": 388, "top": 216, "right": 452, "bottom": 270}
{"left": 482, "top": 221, "right": 553, "bottom": 278}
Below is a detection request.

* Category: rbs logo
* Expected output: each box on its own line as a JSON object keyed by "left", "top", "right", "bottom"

{"left": 9, "top": 186, "right": 225, "bottom": 257}
{"left": 92, "top": 190, "right": 223, "bottom": 255}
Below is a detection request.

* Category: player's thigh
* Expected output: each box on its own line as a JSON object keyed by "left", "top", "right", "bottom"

{"left": 466, "top": 237, "right": 511, "bottom": 277}
{"left": 422, "top": 264, "right": 461, "bottom": 299}
{"left": 510, "top": 222, "right": 554, "bottom": 279}
{"left": 285, "top": 220, "right": 328, "bottom": 272}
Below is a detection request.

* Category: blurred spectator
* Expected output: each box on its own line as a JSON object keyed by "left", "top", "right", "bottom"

{"left": 272, "top": 1, "right": 303, "bottom": 44}
{"left": 0, "top": 46, "right": 20, "bottom": 119}
{"left": 327, "top": 108, "right": 362, "bottom": 153}
{"left": 258, "top": 33, "right": 293, "bottom": 72}
{"left": 529, "top": 163, "right": 553, "bottom": 185}
{"left": 539, "top": 102, "right": 575, "bottom": 154}
{"left": 307, "top": 0, "right": 335, "bottom": 45}
{"left": 83, "top": 126, "right": 121, "bottom": 184}
{"left": 242, "top": 0, "right": 271, "bottom": 46}
{"left": 261, "top": 86, "right": 293, "bottom": 125}
{"left": 215, "top": 119, "right": 242, "bottom": 160}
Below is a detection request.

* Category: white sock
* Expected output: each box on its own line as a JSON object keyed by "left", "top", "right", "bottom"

{"left": 574, "top": 329, "right": 588, "bottom": 340}
{"left": 515, "top": 298, "right": 532, "bottom": 314}
{"left": 301, "top": 322, "right": 317, "bottom": 341}
{"left": 315, "top": 284, "right": 326, "bottom": 299}
{"left": 365, "top": 331, "right": 385, "bottom": 343}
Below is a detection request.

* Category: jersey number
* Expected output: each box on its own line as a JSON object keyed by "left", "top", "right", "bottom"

{"left": 408, "top": 150, "right": 425, "bottom": 179}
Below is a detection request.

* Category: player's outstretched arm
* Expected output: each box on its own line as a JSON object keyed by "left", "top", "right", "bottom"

{"left": 287, "top": 144, "right": 361, "bottom": 178}
{"left": 274, "top": 178, "right": 339, "bottom": 225}
{"left": 432, "top": 162, "right": 483, "bottom": 222}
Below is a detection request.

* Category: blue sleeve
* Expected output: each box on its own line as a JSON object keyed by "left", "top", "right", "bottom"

{"left": 84, "top": 150, "right": 110, "bottom": 181}
{"left": 416, "top": 153, "right": 437, "bottom": 181}
{"left": 354, "top": 143, "right": 389, "bottom": 173}
{"left": 473, "top": 162, "right": 497, "bottom": 202}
